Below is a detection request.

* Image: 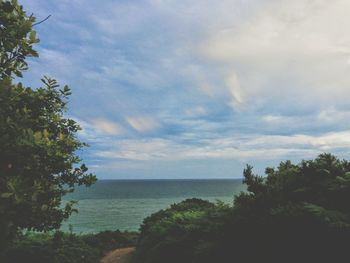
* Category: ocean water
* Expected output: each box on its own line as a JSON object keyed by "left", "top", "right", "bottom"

{"left": 61, "top": 179, "right": 245, "bottom": 233}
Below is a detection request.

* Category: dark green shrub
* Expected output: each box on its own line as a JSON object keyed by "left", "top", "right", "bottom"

{"left": 2, "top": 230, "right": 138, "bottom": 263}
{"left": 135, "top": 154, "right": 350, "bottom": 263}
{"left": 134, "top": 198, "right": 231, "bottom": 263}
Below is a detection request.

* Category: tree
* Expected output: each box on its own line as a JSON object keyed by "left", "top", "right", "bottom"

{"left": 227, "top": 153, "right": 350, "bottom": 262}
{"left": 0, "top": 0, "right": 39, "bottom": 79}
{"left": 235, "top": 153, "right": 350, "bottom": 228}
{"left": 0, "top": 0, "right": 96, "bottom": 248}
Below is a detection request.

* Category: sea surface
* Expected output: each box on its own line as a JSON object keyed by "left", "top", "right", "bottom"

{"left": 61, "top": 179, "right": 245, "bottom": 233}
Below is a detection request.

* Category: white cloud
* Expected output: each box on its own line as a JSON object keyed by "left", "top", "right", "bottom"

{"left": 184, "top": 106, "right": 207, "bottom": 117}
{"left": 260, "top": 108, "right": 350, "bottom": 132}
{"left": 95, "top": 138, "right": 178, "bottom": 160}
{"left": 27, "top": 48, "right": 73, "bottom": 84}
{"left": 317, "top": 108, "right": 350, "bottom": 124}
{"left": 261, "top": 115, "right": 284, "bottom": 123}
{"left": 200, "top": 0, "right": 350, "bottom": 107}
{"left": 225, "top": 72, "right": 244, "bottom": 110}
{"left": 126, "top": 116, "right": 159, "bottom": 132}
{"left": 19, "top": 0, "right": 350, "bottom": 178}
{"left": 90, "top": 118, "right": 122, "bottom": 136}
{"left": 93, "top": 130, "right": 350, "bottom": 162}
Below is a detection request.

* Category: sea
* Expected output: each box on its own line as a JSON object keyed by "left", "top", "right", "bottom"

{"left": 61, "top": 179, "right": 245, "bottom": 233}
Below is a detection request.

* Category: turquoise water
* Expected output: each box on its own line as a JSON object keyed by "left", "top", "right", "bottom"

{"left": 62, "top": 179, "right": 244, "bottom": 233}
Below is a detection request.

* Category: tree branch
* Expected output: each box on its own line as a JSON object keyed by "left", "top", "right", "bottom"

{"left": 33, "top": 15, "right": 51, "bottom": 26}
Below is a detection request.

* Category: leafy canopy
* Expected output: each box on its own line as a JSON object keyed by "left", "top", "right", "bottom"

{"left": 0, "top": 0, "right": 96, "bottom": 247}
{"left": 236, "top": 153, "right": 350, "bottom": 228}
{"left": 0, "top": 0, "right": 39, "bottom": 79}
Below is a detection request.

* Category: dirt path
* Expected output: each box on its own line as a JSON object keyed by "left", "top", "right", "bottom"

{"left": 100, "top": 247, "right": 135, "bottom": 263}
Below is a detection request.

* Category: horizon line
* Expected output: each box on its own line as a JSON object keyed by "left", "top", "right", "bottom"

{"left": 95, "top": 178, "right": 244, "bottom": 181}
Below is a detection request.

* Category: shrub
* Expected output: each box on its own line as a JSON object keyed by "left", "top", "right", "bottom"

{"left": 134, "top": 198, "right": 231, "bottom": 263}
{"left": 135, "top": 154, "right": 350, "bottom": 263}
{"left": 2, "top": 230, "right": 138, "bottom": 263}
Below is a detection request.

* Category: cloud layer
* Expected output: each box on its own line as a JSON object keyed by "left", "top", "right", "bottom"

{"left": 19, "top": 0, "right": 350, "bottom": 178}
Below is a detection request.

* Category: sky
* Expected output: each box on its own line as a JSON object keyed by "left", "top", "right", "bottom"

{"left": 19, "top": 0, "right": 350, "bottom": 179}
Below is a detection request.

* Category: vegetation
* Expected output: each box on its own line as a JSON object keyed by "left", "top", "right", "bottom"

{"left": 0, "top": 0, "right": 96, "bottom": 250}
{"left": 134, "top": 198, "right": 231, "bottom": 263}
{"left": 0, "top": 0, "right": 39, "bottom": 79}
{"left": 2, "top": 230, "right": 138, "bottom": 263}
{"left": 2, "top": 1, "right": 350, "bottom": 263}
{"left": 135, "top": 154, "right": 350, "bottom": 263}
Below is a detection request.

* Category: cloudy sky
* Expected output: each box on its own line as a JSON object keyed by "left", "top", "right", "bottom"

{"left": 20, "top": 0, "right": 350, "bottom": 179}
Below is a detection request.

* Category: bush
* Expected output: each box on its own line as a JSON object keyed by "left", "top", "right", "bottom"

{"left": 2, "top": 230, "right": 138, "bottom": 263}
{"left": 135, "top": 154, "right": 350, "bottom": 263}
{"left": 134, "top": 198, "right": 231, "bottom": 263}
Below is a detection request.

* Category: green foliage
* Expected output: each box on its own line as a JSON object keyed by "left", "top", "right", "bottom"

{"left": 221, "top": 153, "right": 350, "bottom": 262}
{"left": 135, "top": 154, "right": 350, "bottom": 263}
{"left": 2, "top": 230, "right": 138, "bottom": 263}
{"left": 0, "top": 77, "right": 96, "bottom": 244}
{"left": 0, "top": 0, "right": 96, "bottom": 250}
{"left": 236, "top": 153, "right": 350, "bottom": 228}
{"left": 0, "top": 0, "right": 39, "bottom": 79}
{"left": 134, "top": 198, "right": 231, "bottom": 263}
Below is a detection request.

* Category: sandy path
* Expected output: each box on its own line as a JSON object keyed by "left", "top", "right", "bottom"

{"left": 100, "top": 247, "right": 135, "bottom": 263}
